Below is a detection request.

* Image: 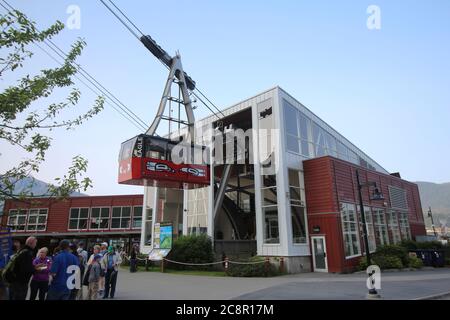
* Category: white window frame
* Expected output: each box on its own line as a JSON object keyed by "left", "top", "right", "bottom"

{"left": 7, "top": 209, "right": 27, "bottom": 232}
{"left": 68, "top": 207, "right": 90, "bottom": 231}
{"left": 111, "top": 206, "right": 132, "bottom": 229}
{"left": 89, "top": 206, "right": 110, "bottom": 230}
{"left": 340, "top": 203, "right": 362, "bottom": 259}
{"left": 373, "top": 207, "right": 390, "bottom": 246}
{"left": 26, "top": 208, "right": 48, "bottom": 232}
{"left": 132, "top": 206, "right": 143, "bottom": 229}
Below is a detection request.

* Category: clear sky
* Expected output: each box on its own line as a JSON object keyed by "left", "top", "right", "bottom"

{"left": 1, "top": 0, "right": 449, "bottom": 196}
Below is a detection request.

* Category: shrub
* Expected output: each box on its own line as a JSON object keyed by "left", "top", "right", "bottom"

{"left": 399, "top": 240, "right": 418, "bottom": 251}
{"left": 416, "top": 241, "right": 444, "bottom": 250}
{"left": 226, "top": 256, "right": 280, "bottom": 277}
{"left": 375, "top": 245, "right": 409, "bottom": 266}
{"left": 408, "top": 256, "right": 423, "bottom": 269}
{"left": 359, "top": 255, "right": 403, "bottom": 270}
{"left": 166, "top": 234, "right": 214, "bottom": 270}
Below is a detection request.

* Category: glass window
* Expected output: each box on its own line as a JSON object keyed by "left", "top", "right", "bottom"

{"left": 337, "top": 141, "right": 349, "bottom": 161}
{"left": 288, "top": 169, "right": 302, "bottom": 204}
{"left": 358, "top": 206, "right": 376, "bottom": 253}
{"left": 27, "top": 209, "right": 48, "bottom": 231}
{"left": 340, "top": 203, "right": 361, "bottom": 257}
{"left": 133, "top": 206, "right": 143, "bottom": 229}
{"left": 387, "top": 210, "right": 401, "bottom": 244}
{"left": 291, "top": 206, "right": 307, "bottom": 244}
{"left": 312, "top": 122, "right": 326, "bottom": 157}
{"left": 263, "top": 207, "right": 279, "bottom": 244}
{"left": 111, "top": 207, "right": 132, "bottom": 229}
{"left": 90, "top": 207, "right": 110, "bottom": 229}
{"left": 144, "top": 208, "right": 153, "bottom": 245}
{"left": 8, "top": 209, "right": 27, "bottom": 231}
{"left": 373, "top": 208, "right": 390, "bottom": 246}
{"left": 262, "top": 174, "right": 279, "bottom": 244}
{"left": 68, "top": 208, "right": 89, "bottom": 230}
{"left": 286, "top": 135, "right": 300, "bottom": 154}
{"left": 398, "top": 212, "right": 411, "bottom": 240}
{"left": 284, "top": 102, "right": 299, "bottom": 136}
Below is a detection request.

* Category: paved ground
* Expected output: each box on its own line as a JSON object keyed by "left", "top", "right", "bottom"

{"left": 108, "top": 268, "right": 450, "bottom": 300}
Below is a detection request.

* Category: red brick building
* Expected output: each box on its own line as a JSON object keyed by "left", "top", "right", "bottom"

{"left": 0, "top": 194, "right": 143, "bottom": 253}
{"left": 304, "top": 156, "right": 426, "bottom": 273}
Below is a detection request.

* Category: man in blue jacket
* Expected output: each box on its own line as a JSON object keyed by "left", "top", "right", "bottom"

{"left": 47, "top": 240, "right": 79, "bottom": 300}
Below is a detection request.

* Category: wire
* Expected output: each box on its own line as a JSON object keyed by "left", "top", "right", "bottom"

{"left": 1, "top": 0, "right": 148, "bottom": 132}
{"left": 99, "top": 0, "right": 226, "bottom": 122}
{"left": 106, "top": 0, "right": 145, "bottom": 37}
{"left": 98, "top": 0, "right": 141, "bottom": 41}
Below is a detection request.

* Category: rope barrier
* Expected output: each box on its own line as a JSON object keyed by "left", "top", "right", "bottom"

{"left": 122, "top": 254, "right": 269, "bottom": 266}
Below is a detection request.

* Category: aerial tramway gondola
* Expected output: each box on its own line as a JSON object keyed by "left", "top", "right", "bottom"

{"left": 117, "top": 34, "right": 210, "bottom": 189}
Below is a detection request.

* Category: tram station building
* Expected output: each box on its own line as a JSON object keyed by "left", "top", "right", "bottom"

{"left": 1, "top": 87, "right": 426, "bottom": 273}
{"left": 140, "top": 86, "right": 426, "bottom": 273}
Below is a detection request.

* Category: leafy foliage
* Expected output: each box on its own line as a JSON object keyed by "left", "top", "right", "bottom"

{"left": 0, "top": 8, "right": 104, "bottom": 201}
{"left": 226, "top": 256, "right": 280, "bottom": 277}
{"left": 166, "top": 234, "right": 214, "bottom": 270}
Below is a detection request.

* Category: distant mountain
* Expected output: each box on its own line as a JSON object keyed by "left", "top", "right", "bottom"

{"left": 416, "top": 181, "right": 450, "bottom": 228}
{"left": 0, "top": 176, "right": 86, "bottom": 212}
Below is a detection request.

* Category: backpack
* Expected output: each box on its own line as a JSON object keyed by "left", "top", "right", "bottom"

{"left": 1, "top": 249, "right": 25, "bottom": 285}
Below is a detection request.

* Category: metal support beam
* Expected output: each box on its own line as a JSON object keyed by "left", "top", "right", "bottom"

{"left": 213, "top": 164, "right": 232, "bottom": 222}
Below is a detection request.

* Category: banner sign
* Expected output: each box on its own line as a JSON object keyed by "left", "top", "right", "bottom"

{"left": 0, "top": 227, "right": 12, "bottom": 269}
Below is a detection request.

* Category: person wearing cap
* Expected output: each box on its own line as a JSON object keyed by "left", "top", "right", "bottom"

{"left": 98, "top": 242, "right": 109, "bottom": 297}
{"left": 47, "top": 240, "right": 80, "bottom": 300}
{"left": 100, "top": 245, "right": 122, "bottom": 299}
{"left": 87, "top": 254, "right": 102, "bottom": 300}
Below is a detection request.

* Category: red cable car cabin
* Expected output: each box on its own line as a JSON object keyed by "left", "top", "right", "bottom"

{"left": 118, "top": 135, "right": 210, "bottom": 189}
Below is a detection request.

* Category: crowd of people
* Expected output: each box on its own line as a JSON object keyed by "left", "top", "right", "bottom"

{"left": 2, "top": 236, "right": 125, "bottom": 300}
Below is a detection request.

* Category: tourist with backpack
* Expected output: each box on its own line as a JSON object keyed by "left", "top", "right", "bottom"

{"left": 46, "top": 240, "right": 80, "bottom": 300}
{"left": 29, "top": 247, "right": 52, "bottom": 300}
{"left": 86, "top": 254, "right": 102, "bottom": 300}
{"left": 2, "top": 236, "right": 37, "bottom": 300}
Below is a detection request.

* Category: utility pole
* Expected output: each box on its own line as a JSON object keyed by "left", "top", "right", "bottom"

{"left": 428, "top": 207, "right": 437, "bottom": 237}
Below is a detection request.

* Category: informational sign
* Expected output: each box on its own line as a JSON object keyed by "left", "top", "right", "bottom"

{"left": 153, "top": 222, "right": 173, "bottom": 249}
{"left": 160, "top": 223, "right": 173, "bottom": 249}
{"left": 0, "top": 227, "right": 12, "bottom": 269}
{"left": 153, "top": 223, "right": 161, "bottom": 249}
{"left": 148, "top": 248, "right": 171, "bottom": 261}
{"left": 149, "top": 222, "right": 172, "bottom": 261}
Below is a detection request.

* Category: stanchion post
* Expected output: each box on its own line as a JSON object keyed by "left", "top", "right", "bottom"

{"left": 279, "top": 257, "right": 284, "bottom": 273}
{"left": 264, "top": 257, "right": 270, "bottom": 276}
{"left": 224, "top": 257, "right": 229, "bottom": 272}
{"left": 161, "top": 258, "right": 165, "bottom": 273}
{"left": 145, "top": 258, "right": 149, "bottom": 271}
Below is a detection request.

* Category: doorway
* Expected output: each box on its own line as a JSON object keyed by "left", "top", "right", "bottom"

{"left": 311, "top": 236, "right": 328, "bottom": 272}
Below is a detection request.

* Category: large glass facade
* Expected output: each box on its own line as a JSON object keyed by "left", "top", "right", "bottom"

{"left": 282, "top": 99, "right": 385, "bottom": 173}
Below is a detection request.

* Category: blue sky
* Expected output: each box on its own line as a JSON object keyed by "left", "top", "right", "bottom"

{"left": 1, "top": 0, "right": 449, "bottom": 195}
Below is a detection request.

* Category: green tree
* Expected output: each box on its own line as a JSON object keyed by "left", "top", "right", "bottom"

{"left": 0, "top": 8, "right": 105, "bottom": 201}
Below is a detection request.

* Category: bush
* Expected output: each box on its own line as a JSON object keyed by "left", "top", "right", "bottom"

{"left": 359, "top": 255, "right": 403, "bottom": 270}
{"left": 166, "top": 234, "right": 214, "bottom": 270}
{"left": 408, "top": 256, "right": 423, "bottom": 269}
{"left": 399, "top": 240, "right": 418, "bottom": 251}
{"left": 375, "top": 245, "right": 409, "bottom": 266}
{"left": 226, "top": 256, "right": 280, "bottom": 277}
